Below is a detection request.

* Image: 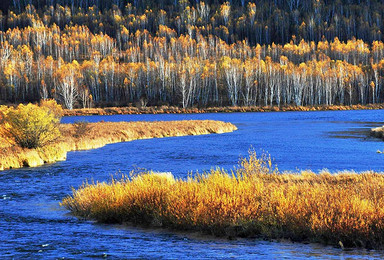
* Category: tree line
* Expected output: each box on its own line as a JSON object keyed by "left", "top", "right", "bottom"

{"left": 2, "top": 1, "right": 384, "bottom": 45}
{"left": 0, "top": 2, "right": 384, "bottom": 108}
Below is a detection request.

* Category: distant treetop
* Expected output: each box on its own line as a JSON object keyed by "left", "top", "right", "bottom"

{"left": 1, "top": 0, "right": 384, "bottom": 45}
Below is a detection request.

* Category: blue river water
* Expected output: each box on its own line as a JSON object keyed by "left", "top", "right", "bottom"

{"left": 2, "top": 110, "right": 384, "bottom": 259}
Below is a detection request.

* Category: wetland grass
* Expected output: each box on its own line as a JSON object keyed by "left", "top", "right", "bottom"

{"left": 62, "top": 152, "right": 384, "bottom": 249}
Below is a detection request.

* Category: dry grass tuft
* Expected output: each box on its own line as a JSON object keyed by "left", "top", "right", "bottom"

{"left": 0, "top": 120, "right": 236, "bottom": 170}
{"left": 371, "top": 126, "right": 384, "bottom": 140}
{"left": 62, "top": 152, "right": 384, "bottom": 249}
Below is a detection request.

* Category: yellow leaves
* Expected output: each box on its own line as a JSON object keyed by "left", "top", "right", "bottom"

{"left": 372, "top": 41, "right": 384, "bottom": 55}
{"left": 121, "top": 25, "right": 129, "bottom": 37}
{"left": 40, "top": 99, "right": 63, "bottom": 119}
{"left": 80, "top": 60, "right": 93, "bottom": 71}
{"left": 99, "top": 55, "right": 115, "bottom": 70}
{"left": 279, "top": 55, "right": 288, "bottom": 65}
{"left": 55, "top": 60, "right": 82, "bottom": 81}
{"left": 139, "top": 14, "right": 147, "bottom": 21}
{"left": 220, "top": 2, "right": 231, "bottom": 20}
{"left": 1, "top": 102, "right": 62, "bottom": 149}
{"left": 298, "top": 62, "right": 307, "bottom": 73}
{"left": 114, "top": 14, "right": 122, "bottom": 23}
{"left": 370, "top": 81, "right": 375, "bottom": 89}
{"left": 248, "top": 2, "right": 257, "bottom": 16}
{"left": 72, "top": 59, "right": 80, "bottom": 67}
{"left": 18, "top": 44, "right": 32, "bottom": 56}
{"left": 221, "top": 56, "right": 242, "bottom": 71}
{"left": 158, "top": 25, "right": 176, "bottom": 38}
{"left": 221, "top": 56, "right": 231, "bottom": 69}
{"left": 201, "top": 60, "right": 215, "bottom": 79}
{"left": 331, "top": 37, "right": 371, "bottom": 55}
{"left": 283, "top": 39, "right": 311, "bottom": 56}
{"left": 123, "top": 78, "right": 129, "bottom": 85}
{"left": 3, "top": 63, "right": 16, "bottom": 78}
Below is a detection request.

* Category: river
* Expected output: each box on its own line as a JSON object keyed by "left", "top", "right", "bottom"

{"left": 2, "top": 110, "right": 384, "bottom": 259}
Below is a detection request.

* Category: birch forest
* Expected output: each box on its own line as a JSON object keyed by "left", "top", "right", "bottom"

{"left": 1, "top": 0, "right": 384, "bottom": 108}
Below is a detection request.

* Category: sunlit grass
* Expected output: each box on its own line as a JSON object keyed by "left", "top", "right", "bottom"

{"left": 62, "top": 152, "right": 384, "bottom": 249}
{"left": 0, "top": 120, "right": 237, "bottom": 170}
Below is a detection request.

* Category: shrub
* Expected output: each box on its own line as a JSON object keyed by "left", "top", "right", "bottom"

{"left": 39, "top": 99, "right": 63, "bottom": 119}
{"left": 73, "top": 120, "right": 92, "bottom": 138}
{"left": 1, "top": 102, "right": 62, "bottom": 149}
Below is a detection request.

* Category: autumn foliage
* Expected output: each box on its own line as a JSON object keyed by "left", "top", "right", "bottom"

{"left": 1, "top": 3, "right": 384, "bottom": 108}
{"left": 0, "top": 101, "right": 62, "bottom": 148}
{"left": 62, "top": 152, "right": 384, "bottom": 249}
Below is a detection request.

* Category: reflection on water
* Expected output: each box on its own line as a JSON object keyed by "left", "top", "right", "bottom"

{"left": 2, "top": 109, "right": 384, "bottom": 258}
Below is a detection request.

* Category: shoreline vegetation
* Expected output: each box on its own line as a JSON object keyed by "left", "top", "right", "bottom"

{"left": 0, "top": 120, "right": 237, "bottom": 171}
{"left": 62, "top": 152, "right": 384, "bottom": 249}
{"left": 63, "top": 104, "right": 384, "bottom": 116}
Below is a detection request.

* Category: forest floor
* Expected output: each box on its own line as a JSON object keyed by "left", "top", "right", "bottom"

{"left": 0, "top": 120, "right": 237, "bottom": 171}
{"left": 63, "top": 104, "right": 384, "bottom": 116}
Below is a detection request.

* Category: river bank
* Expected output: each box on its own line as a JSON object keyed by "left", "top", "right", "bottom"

{"left": 63, "top": 104, "right": 384, "bottom": 116}
{"left": 0, "top": 120, "right": 237, "bottom": 171}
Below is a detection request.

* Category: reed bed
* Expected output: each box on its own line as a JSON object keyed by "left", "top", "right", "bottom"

{"left": 0, "top": 120, "right": 236, "bottom": 170}
{"left": 63, "top": 104, "right": 384, "bottom": 116}
{"left": 62, "top": 152, "right": 384, "bottom": 249}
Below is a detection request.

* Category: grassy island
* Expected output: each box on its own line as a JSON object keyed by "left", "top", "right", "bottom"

{"left": 62, "top": 152, "right": 384, "bottom": 249}
{"left": 0, "top": 119, "right": 237, "bottom": 171}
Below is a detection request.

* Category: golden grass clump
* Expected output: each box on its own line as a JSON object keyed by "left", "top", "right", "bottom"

{"left": 0, "top": 119, "right": 237, "bottom": 170}
{"left": 62, "top": 152, "right": 384, "bottom": 249}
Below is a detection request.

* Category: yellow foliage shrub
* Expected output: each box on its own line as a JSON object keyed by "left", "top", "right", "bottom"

{"left": 40, "top": 99, "right": 64, "bottom": 119}
{"left": 0, "top": 102, "right": 62, "bottom": 149}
